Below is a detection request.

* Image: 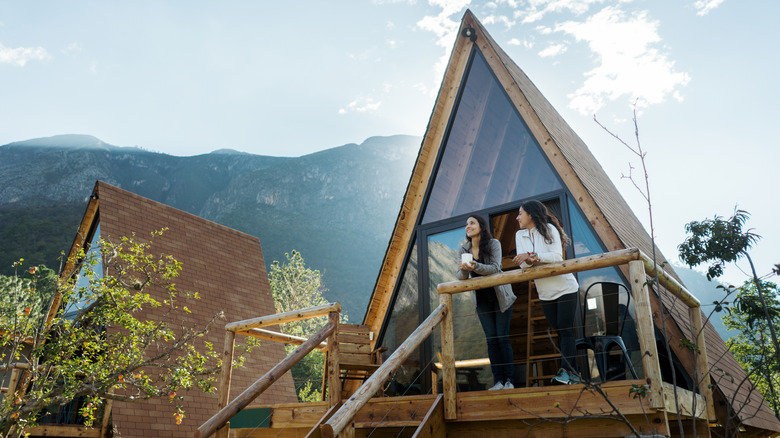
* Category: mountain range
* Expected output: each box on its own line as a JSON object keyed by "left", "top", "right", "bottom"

{"left": 0, "top": 134, "right": 737, "bottom": 338}
{"left": 0, "top": 134, "right": 420, "bottom": 320}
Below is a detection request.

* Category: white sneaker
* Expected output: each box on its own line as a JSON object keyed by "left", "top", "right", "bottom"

{"left": 488, "top": 381, "right": 504, "bottom": 391}
{"left": 503, "top": 381, "right": 514, "bottom": 389}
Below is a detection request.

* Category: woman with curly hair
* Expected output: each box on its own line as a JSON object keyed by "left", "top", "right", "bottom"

{"left": 513, "top": 200, "right": 580, "bottom": 385}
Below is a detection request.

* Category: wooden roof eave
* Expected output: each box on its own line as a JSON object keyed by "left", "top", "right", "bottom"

{"left": 46, "top": 181, "right": 100, "bottom": 326}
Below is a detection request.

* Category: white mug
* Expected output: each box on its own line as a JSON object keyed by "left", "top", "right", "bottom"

{"left": 461, "top": 253, "right": 473, "bottom": 265}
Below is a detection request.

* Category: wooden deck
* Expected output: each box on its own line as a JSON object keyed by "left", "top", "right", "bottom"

{"left": 229, "top": 380, "right": 709, "bottom": 438}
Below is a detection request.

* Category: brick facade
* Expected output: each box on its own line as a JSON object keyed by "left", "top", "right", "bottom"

{"left": 92, "top": 182, "right": 296, "bottom": 437}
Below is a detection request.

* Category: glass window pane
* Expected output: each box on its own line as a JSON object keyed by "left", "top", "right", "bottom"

{"left": 422, "top": 51, "right": 561, "bottom": 224}
{"left": 428, "top": 227, "right": 492, "bottom": 391}
{"left": 64, "top": 223, "right": 102, "bottom": 320}
{"left": 379, "top": 242, "right": 424, "bottom": 396}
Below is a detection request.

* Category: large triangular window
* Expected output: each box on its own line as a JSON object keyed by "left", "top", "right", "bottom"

{"left": 421, "top": 50, "right": 561, "bottom": 224}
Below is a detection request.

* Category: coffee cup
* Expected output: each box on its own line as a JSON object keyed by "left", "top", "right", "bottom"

{"left": 461, "top": 253, "right": 473, "bottom": 265}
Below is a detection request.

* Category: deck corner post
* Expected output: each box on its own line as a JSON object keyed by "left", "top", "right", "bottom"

{"left": 440, "top": 294, "right": 457, "bottom": 420}
{"left": 628, "top": 260, "right": 665, "bottom": 410}
{"left": 327, "top": 311, "right": 341, "bottom": 406}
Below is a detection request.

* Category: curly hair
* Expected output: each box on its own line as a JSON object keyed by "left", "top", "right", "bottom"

{"left": 520, "top": 200, "right": 570, "bottom": 248}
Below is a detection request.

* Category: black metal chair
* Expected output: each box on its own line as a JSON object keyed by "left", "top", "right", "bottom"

{"left": 575, "top": 282, "right": 638, "bottom": 381}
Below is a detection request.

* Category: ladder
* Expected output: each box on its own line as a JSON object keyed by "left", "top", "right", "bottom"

{"left": 525, "top": 281, "right": 560, "bottom": 387}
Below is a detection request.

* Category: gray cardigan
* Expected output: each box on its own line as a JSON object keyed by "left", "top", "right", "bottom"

{"left": 457, "top": 238, "right": 516, "bottom": 313}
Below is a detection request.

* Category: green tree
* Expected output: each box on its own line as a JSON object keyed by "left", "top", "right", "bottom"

{"left": 678, "top": 208, "right": 780, "bottom": 362}
{"left": 0, "top": 230, "right": 224, "bottom": 437}
{"left": 268, "top": 250, "right": 344, "bottom": 402}
{"left": 722, "top": 280, "right": 780, "bottom": 418}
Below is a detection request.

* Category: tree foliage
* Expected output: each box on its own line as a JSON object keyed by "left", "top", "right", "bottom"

{"left": 268, "top": 250, "right": 344, "bottom": 402}
{"left": 678, "top": 208, "right": 759, "bottom": 281}
{"left": 0, "top": 230, "right": 224, "bottom": 437}
{"left": 723, "top": 280, "right": 780, "bottom": 417}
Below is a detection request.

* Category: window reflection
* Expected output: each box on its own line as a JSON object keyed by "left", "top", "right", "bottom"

{"left": 428, "top": 227, "right": 492, "bottom": 392}
{"left": 422, "top": 50, "right": 561, "bottom": 223}
{"left": 64, "top": 224, "right": 103, "bottom": 320}
{"left": 380, "top": 242, "right": 424, "bottom": 396}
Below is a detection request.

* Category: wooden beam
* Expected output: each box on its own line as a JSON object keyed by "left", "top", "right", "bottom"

{"left": 237, "top": 328, "right": 328, "bottom": 351}
{"left": 226, "top": 303, "right": 341, "bottom": 333}
{"left": 437, "top": 248, "right": 640, "bottom": 295}
{"left": 215, "top": 330, "right": 236, "bottom": 438}
{"left": 411, "top": 394, "right": 446, "bottom": 438}
{"left": 689, "top": 307, "right": 716, "bottom": 421}
{"left": 321, "top": 304, "right": 448, "bottom": 438}
{"left": 440, "top": 294, "right": 456, "bottom": 420}
{"left": 196, "top": 322, "right": 335, "bottom": 438}
{"left": 25, "top": 424, "right": 102, "bottom": 437}
{"left": 629, "top": 260, "right": 665, "bottom": 412}
{"left": 640, "top": 253, "right": 700, "bottom": 308}
{"left": 326, "top": 312, "right": 340, "bottom": 406}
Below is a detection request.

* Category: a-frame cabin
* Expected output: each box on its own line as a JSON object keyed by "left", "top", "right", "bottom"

{"left": 200, "top": 10, "right": 780, "bottom": 438}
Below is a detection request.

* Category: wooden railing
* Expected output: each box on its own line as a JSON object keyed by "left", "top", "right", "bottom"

{"left": 197, "top": 248, "right": 714, "bottom": 437}
{"left": 319, "top": 302, "right": 448, "bottom": 438}
{"left": 436, "top": 247, "right": 714, "bottom": 421}
{"left": 195, "top": 303, "right": 342, "bottom": 438}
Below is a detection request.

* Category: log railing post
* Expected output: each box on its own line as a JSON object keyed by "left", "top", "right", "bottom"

{"left": 628, "top": 260, "right": 665, "bottom": 410}
{"left": 327, "top": 311, "right": 341, "bottom": 406}
{"left": 320, "top": 304, "right": 448, "bottom": 438}
{"left": 196, "top": 321, "right": 335, "bottom": 438}
{"left": 214, "top": 331, "right": 235, "bottom": 438}
{"left": 690, "top": 306, "right": 716, "bottom": 420}
{"left": 440, "top": 294, "right": 456, "bottom": 420}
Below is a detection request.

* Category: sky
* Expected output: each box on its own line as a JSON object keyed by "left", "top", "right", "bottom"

{"left": 1, "top": 0, "right": 777, "bottom": 291}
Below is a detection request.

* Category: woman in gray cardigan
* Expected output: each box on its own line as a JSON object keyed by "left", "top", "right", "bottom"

{"left": 457, "top": 215, "right": 517, "bottom": 390}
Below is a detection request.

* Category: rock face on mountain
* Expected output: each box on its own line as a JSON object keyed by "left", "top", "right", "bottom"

{"left": 0, "top": 134, "right": 420, "bottom": 320}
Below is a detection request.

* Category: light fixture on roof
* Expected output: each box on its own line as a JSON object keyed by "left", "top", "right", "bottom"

{"left": 461, "top": 25, "right": 477, "bottom": 42}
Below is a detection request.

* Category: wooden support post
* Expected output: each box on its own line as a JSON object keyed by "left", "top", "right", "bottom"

{"left": 215, "top": 331, "right": 236, "bottom": 438}
{"left": 628, "top": 261, "right": 666, "bottom": 410}
{"left": 327, "top": 311, "right": 341, "bottom": 406}
{"left": 320, "top": 304, "right": 448, "bottom": 438}
{"left": 196, "top": 321, "right": 335, "bottom": 438}
{"left": 440, "top": 294, "right": 456, "bottom": 420}
{"left": 690, "top": 306, "right": 716, "bottom": 421}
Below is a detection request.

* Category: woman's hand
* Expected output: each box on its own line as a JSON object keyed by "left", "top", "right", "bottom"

{"left": 459, "top": 260, "right": 475, "bottom": 271}
{"left": 513, "top": 252, "right": 539, "bottom": 267}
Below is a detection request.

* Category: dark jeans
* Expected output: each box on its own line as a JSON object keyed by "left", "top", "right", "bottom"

{"left": 541, "top": 292, "right": 579, "bottom": 373}
{"left": 476, "top": 300, "right": 514, "bottom": 385}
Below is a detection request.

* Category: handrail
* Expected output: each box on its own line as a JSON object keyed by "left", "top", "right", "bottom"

{"left": 319, "top": 303, "right": 449, "bottom": 438}
{"left": 437, "top": 248, "right": 640, "bottom": 295}
{"left": 225, "top": 302, "right": 341, "bottom": 332}
{"left": 235, "top": 327, "right": 328, "bottom": 351}
{"left": 195, "top": 320, "right": 335, "bottom": 438}
{"left": 436, "top": 247, "right": 700, "bottom": 309}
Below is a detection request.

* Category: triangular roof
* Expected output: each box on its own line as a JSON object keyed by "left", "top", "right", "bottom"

{"left": 365, "top": 9, "right": 780, "bottom": 434}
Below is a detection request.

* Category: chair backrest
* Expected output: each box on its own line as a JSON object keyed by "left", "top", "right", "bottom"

{"left": 582, "top": 282, "right": 631, "bottom": 337}
{"left": 337, "top": 324, "right": 376, "bottom": 369}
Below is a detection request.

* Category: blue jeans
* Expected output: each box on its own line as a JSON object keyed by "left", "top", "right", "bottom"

{"left": 476, "top": 300, "right": 514, "bottom": 385}
{"left": 541, "top": 292, "right": 579, "bottom": 373}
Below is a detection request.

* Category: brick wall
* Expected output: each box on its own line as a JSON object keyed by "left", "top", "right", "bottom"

{"left": 95, "top": 182, "right": 297, "bottom": 437}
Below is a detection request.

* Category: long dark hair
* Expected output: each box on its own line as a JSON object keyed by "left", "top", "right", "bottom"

{"left": 466, "top": 215, "right": 493, "bottom": 262}
{"left": 520, "top": 200, "right": 570, "bottom": 247}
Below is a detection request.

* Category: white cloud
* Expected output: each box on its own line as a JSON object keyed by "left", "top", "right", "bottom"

{"left": 416, "top": 0, "right": 471, "bottom": 94}
{"left": 483, "top": 14, "right": 516, "bottom": 28}
{"left": 338, "top": 97, "right": 382, "bottom": 114}
{"left": 517, "top": 0, "right": 609, "bottom": 24}
{"left": 61, "top": 42, "right": 82, "bottom": 55}
{"left": 693, "top": 0, "right": 725, "bottom": 16}
{"left": 555, "top": 6, "right": 690, "bottom": 115}
{"left": 538, "top": 43, "right": 567, "bottom": 57}
{"left": 0, "top": 42, "right": 50, "bottom": 66}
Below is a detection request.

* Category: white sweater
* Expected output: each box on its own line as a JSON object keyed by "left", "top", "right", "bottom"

{"left": 515, "top": 224, "right": 579, "bottom": 301}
